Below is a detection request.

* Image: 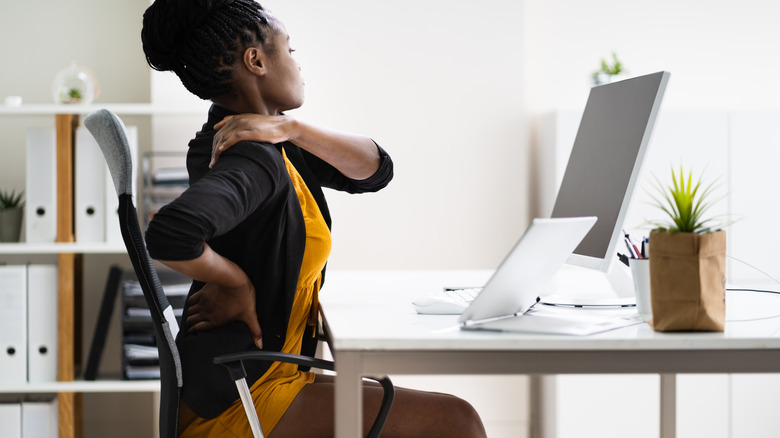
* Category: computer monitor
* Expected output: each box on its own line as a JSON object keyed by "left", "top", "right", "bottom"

{"left": 550, "top": 71, "right": 670, "bottom": 298}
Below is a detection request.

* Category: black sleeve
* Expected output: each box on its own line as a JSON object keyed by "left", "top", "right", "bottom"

{"left": 145, "top": 143, "right": 282, "bottom": 261}
{"left": 300, "top": 141, "right": 394, "bottom": 194}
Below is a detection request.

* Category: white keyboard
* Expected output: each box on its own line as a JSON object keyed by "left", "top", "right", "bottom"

{"left": 443, "top": 287, "right": 481, "bottom": 303}
{"left": 412, "top": 287, "right": 482, "bottom": 315}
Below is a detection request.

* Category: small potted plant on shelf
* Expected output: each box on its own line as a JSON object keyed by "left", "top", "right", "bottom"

{"left": 63, "top": 87, "right": 84, "bottom": 104}
{"left": 592, "top": 52, "right": 626, "bottom": 85}
{"left": 0, "top": 189, "right": 24, "bottom": 242}
{"left": 646, "top": 166, "right": 727, "bottom": 332}
{"left": 52, "top": 61, "right": 99, "bottom": 104}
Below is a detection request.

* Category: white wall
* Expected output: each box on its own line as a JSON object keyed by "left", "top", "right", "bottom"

{"left": 523, "top": 0, "right": 780, "bottom": 114}
{"left": 524, "top": 0, "right": 780, "bottom": 273}
{"left": 151, "top": 0, "right": 528, "bottom": 270}
{"left": 253, "top": 0, "right": 529, "bottom": 270}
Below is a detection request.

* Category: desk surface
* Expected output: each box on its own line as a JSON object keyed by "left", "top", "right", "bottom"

{"left": 320, "top": 269, "right": 780, "bottom": 362}
{"left": 320, "top": 269, "right": 780, "bottom": 438}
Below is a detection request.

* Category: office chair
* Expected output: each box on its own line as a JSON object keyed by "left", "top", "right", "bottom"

{"left": 84, "top": 109, "right": 394, "bottom": 438}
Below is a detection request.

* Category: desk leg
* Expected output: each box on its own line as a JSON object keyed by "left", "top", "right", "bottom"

{"left": 334, "top": 351, "right": 363, "bottom": 438}
{"left": 660, "top": 374, "right": 676, "bottom": 438}
{"left": 529, "top": 375, "right": 556, "bottom": 438}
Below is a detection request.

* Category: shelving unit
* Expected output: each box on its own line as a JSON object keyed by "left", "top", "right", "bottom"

{"left": 0, "top": 103, "right": 204, "bottom": 438}
{"left": 0, "top": 243, "right": 125, "bottom": 255}
{"left": 0, "top": 380, "right": 160, "bottom": 395}
{"left": 0, "top": 103, "right": 207, "bottom": 116}
{"left": 141, "top": 151, "right": 188, "bottom": 231}
{"left": 120, "top": 269, "right": 188, "bottom": 381}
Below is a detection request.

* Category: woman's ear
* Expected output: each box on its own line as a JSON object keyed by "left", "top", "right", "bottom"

{"left": 243, "top": 47, "right": 266, "bottom": 76}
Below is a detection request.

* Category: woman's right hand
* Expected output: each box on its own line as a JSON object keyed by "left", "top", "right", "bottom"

{"left": 185, "top": 280, "right": 264, "bottom": 349}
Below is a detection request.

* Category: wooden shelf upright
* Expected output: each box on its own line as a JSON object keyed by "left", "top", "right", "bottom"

{"left": 55, "top": 112, "right": 78, "bottom": 438}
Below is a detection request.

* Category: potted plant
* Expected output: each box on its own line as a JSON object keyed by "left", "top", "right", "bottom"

{"left": 63, "top": 87, "right": 84, "bottom": 104}
{"left": 592, "top": 52, "right": 626, "bottom": 85}
{"left": 646, "top": 166, "right": 727, "bottom": 332}
{"left": 0, "top": 189, "right": 24, "bottom": 242}
{"left": 52, "top": 61, "right": 99, "bottom": 105}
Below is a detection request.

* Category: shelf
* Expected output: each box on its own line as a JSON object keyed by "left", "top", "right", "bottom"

{"left": 0, "top": 105, "right": 156, "bottom": 438}
{"left": 0, "top": 242, "right": 126, "bottom": 255}
{"left": 0, "top": 102, "right": 210, "bottom": 116}
{"left": 0, "top": 379, "right": 160, "bottom": 394}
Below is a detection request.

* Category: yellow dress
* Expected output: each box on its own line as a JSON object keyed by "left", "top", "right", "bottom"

{"left": 179, "top": 149, "right": 332, "bottom": 437}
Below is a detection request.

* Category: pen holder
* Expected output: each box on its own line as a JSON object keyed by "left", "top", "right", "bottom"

{"left": 629, "top": 258, "right": 652, "bottom": 321}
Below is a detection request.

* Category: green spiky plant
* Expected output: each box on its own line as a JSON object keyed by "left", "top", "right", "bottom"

{"left": 647, "top": 166, "right": 723, "bottom": 233}
{"left": 0, "top": 189, "right": 24, "bottom": 210}
{"left": 68, "top": 88, "right": 83, "bottom": 101}
{"left": 595, "top": 52, "right": 623, "bottom": 76}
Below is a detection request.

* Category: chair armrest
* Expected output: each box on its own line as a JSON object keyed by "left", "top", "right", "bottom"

{"left": 213, "top": 351, "right": 335, "bottom": 373}
{"left": 214, "top": 350, "right": 393, "bottom": 438}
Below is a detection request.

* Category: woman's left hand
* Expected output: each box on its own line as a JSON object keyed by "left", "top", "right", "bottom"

{"left": 210, "top": 114, "right": 293, "bottom": 167}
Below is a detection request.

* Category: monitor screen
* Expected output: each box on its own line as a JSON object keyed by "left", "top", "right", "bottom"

{"left": 551, "top": 71, "right": 669, "bottom": 272}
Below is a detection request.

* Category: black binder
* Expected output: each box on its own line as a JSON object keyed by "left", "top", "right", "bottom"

{"left": 84, "top": 265, "right": 123, "bottom": 380}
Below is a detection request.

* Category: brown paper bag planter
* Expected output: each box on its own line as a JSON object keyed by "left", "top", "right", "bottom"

{"left": 648, "top": 229, "right": 726, "bottom": 332}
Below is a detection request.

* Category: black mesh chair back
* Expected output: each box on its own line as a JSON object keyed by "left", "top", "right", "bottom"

{"left": 85, "top": 109, "right": 182, "bottom": 438}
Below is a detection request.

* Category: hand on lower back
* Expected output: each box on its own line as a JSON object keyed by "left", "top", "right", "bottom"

{"left": 185, "top": 281, "right": 264, "bottom": 349}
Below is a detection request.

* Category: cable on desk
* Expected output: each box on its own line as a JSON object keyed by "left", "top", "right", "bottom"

{"left": 727, "top": 288, "right": 780, "bottom": 295}
{"left": 720, "top": 255, "right": 780, "bottom": 322}
{"left": 727, "top": 255, "right": 780, "bottom": 288}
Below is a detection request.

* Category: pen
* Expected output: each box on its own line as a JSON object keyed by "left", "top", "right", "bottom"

{"left": 624, "top": 236, "right": 639, "bottom": 259}
{"left": 631, "top": 241, "right": 642, "bottom": 258}
{"left": 623, "top": 230, "right": 641, "bottom": 258}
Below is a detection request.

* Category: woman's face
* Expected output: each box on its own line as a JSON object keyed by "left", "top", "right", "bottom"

{"left": 260, "top": 21, "right": 304, "bottom": 113}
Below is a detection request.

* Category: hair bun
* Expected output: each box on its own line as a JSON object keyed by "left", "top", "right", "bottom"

{"left": 142, "top": 0, "right": 236, "bottom": 71}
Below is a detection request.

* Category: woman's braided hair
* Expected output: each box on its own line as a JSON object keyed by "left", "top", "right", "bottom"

{"left": 142, "top": 0, "right": 274, "bottom": 99}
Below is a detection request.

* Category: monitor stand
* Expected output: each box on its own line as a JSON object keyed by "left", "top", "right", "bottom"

{"left": 540, "top": 262, "right": 637, "bottom": 308}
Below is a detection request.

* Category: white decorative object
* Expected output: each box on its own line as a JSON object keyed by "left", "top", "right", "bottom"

{"left": 52, "top": 62, "right": 99, "bottom": 104}
{"left": 4, "top": 96, "right": 22, "bottom": 106}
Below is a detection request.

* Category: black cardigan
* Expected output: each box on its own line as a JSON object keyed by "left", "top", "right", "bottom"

{"left": 145, "top": 104, "right": 393, "bottom": 418}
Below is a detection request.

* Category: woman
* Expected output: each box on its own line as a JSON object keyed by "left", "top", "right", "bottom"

{"left": 142, "top": 0, "right": 487, "bottom": 437}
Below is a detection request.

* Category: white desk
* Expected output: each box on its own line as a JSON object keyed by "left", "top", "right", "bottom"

{"left": 319, "top": 270, "right": 780, "bottom": 438}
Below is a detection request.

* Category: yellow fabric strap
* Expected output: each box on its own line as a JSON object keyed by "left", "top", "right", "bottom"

{"left": 307, "top": 275, "right": 321, "bottom": 334}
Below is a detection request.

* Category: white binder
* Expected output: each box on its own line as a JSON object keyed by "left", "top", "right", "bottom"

{"left": 75, "top": 127, "right": 106, "bottom": 242}
{"left": 0, "top": 265, "right": 28, "bottom": 384}
{"left": 27, "top": 264, "right": 58, "bottom": 383}
{"left": 105, "top": 126, "right": 138, "bottom": 244}
{"left": 22, "top": 400, "right": 58, "bottom": 438}
{"left": 25, "top": 128, "right": 57, "bottom": 243}
{"left": 0, "top": 403, "right": 22, "bottom": 438}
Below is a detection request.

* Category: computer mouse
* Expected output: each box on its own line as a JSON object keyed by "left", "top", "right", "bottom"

{"left": 412, "top": 295, "right": 468, "bottom": 315}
